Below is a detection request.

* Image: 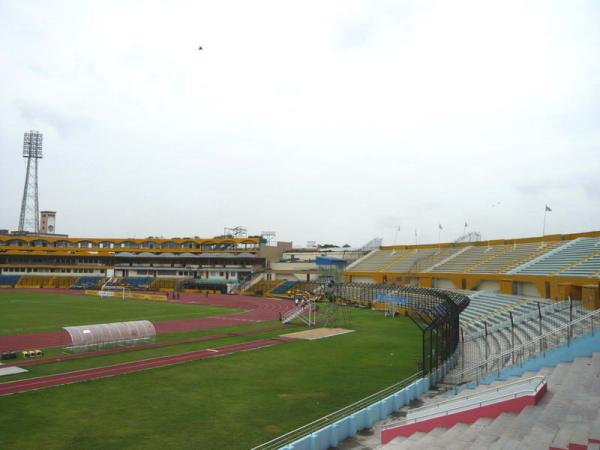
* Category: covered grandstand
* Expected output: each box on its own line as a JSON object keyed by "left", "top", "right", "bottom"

{"left": 0, "top": 235, "right": 292, "bottom": 293}
{"left": 344, "top": 231, "right": 600, "bottom": 304}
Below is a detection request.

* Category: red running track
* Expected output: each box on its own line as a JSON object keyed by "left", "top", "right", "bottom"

{"left": 0, "top": 338, "right": 285, "bottom": 396}
{"left": 0, "top": 291, "right": 294, "bottom": 351}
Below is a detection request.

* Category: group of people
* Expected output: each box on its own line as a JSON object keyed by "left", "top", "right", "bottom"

{"left": 294, "top": 296, "right": 309, "bottom": 307}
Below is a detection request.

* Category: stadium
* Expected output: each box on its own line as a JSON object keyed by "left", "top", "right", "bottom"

{"left": 1, "top": 225, "right": 599, "bottom": 449}
{"left": 2, "top": 2, "right": 600, "bottom": 450}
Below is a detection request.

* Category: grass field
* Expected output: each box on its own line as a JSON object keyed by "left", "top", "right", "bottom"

{"left": 0, "top": 291, "right": 242, "bottom": 335}
{"left": 0, "top": 322, "right": 287, "bottom": 383}
{"left": 0, "top": 308, "right": 421, "bottom": 450}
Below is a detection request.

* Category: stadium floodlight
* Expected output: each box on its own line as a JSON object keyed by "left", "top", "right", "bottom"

{"left": 18, "top": 130, "right": 44, "bottom": 233}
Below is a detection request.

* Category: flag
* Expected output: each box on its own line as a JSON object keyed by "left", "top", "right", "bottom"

{"left": 545, "top": 205, "right": 552, "bottom": 212}
{"left": 438, "top": 224, "right": 443, "bottom": 230}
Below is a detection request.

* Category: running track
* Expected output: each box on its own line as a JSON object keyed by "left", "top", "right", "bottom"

{"left": 0, "top": 338, "right": 286, "bottom": 396}
{"left": 0, "top": 290, "right": 294, "bottom": 351}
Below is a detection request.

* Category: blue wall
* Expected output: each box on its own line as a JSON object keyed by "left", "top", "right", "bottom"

{"left": 283, "top": 351, "right": 458, "bottom": 450}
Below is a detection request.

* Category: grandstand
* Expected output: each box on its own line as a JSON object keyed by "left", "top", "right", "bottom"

{"left": 511, "top": 237, "right": 600, "bottom": 276}
{"left": 381, "top": 354, "right": 600, "bottom": 449}
{"left": 345, "top": 231, "right": 600, "bottom": 303}
{"left": 0, "top": 235, "right": 292, "bottom": 293}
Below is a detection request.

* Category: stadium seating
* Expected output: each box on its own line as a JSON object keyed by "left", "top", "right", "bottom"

{"left": 463, "top": 292, "right": 586, "bottom": 333}
{"left": 271, "top": 280, "right": 298, "bottom": 295}
{"left": 347, "top": 250, "right": 405, "bottom": 272}
{"left": 382, "top": 354, "right": 600, "bottom": 449}
{"left": 468, "top": 241, "right": 561, "bottom": 274}
{"left": 244, "top": 280, "right": 284, "bottom": 295}
{"left": 345, "top": 237, "right": 600, "bottom": 277}
{"left": 150, "top": 278, "right": 177, "bottom": 291}
{"left": 349, "top": 242, "right": 576, "bottom": 273}
{"left": 17, "top": 275, "right": 53, "bottom": 288}
{"left": 511, "top": 237, "right": 600, "bottom": 276}
{"left": 0, "top": 275, "right": 21, "bottom": 287}
{"left": 122, "top": 277, "right": 154, "bottom": 289}
{"left": 72, "top": 276, "right": 105, "bottom": 290}
{"left": 428, "top": 245, "right": 508, "bottom": 273}
{"left": 456, "top": 292, "right": 588, "bottom": 376}
{"left": 383, "top": 248, "right": 438, "bottom": 273}
{"left": 408, "top": 247, "right": 467, "bottom": 272}
{"left": 558, "top": 253, "right": 600, "bottom": 278}
{"left": 50, "top": 276, "right": 79, "bottom": 288}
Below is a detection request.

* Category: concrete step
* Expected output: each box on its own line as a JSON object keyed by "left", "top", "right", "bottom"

{"left": 566, "top": 396, "right": 600, "bottom": 422}
{"left": 384, "top": 431, "right": 427, "bottom": 450}
{"left": 550, "top": 423, "right": 577, "bottom": 450}
{"left": 590, "top": 417, "right": 600, "bottom": 442}
{"left": 548, "top": 362, "right": 572, "bottom": 386}
{"left": 379, "top": 436, "right": 410, "bottom": 450}
{"left": 451, "top": 418, "right": 492, "bottom": 447}
{"left": 568, "top": 423, "right": 591, "bottom": 449}
{"left": 488, "top": 406, "right": 542, "bottom": 449}
{"left": 537, "top": 392, "right": 571, "bottom": 429}
{"left": 510, "top": 404, "right": 545, "bottom": 439}
{"left": 435, "top": 422, "right": 470, "bottom": 443}
{"left": 520, "top": 420, "right": 557, "bottom": 450}
{"left": 406, "top": 427, "right": 446, "bottom": 450}
{"left": 474, "top": 412, "right": 515, "bottom": 441}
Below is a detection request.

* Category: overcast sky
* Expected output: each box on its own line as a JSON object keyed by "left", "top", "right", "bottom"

{"left": 1, "top": 1, "right": 598, "bottom": 247}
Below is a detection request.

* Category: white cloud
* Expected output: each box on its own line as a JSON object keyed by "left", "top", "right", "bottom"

{"left": 0, "top": 0, "right": 598, "bottom": 245}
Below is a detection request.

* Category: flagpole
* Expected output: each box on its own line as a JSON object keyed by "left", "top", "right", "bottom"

{"left": 542, "top": 209, "right": 547, "bottom": 236}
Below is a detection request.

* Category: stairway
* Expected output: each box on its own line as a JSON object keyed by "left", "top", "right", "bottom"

{"left": 380, "top": 353, "right": 600, "bottom": 450}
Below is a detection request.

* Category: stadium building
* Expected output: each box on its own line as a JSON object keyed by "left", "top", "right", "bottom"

{"left": 0, "top": 234, "right": 292, "bottom": 292}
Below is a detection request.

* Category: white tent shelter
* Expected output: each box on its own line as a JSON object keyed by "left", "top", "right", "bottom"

{"left": 63, "top": 320, "right": 156, "bottom": 352}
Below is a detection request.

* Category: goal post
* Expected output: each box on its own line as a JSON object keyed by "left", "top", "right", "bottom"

{"left": 99, "top": 285, "right": 130, "bottom": 300}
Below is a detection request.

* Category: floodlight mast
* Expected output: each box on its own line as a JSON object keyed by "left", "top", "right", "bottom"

{"left": 18, "top": 130, "right": 43, "bottom": 233}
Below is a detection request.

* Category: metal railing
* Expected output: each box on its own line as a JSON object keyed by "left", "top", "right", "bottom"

{"left": 463, "top": 300, "right": 580, "bottom": 340}
{"left": 251, "top": 371, "right": 423, "bottom": 450}
{"left": 383, "top": 375, "right": 545, "bottom": 429}
{"left": 281, "top": 303, "right": 314, "bottom": 323}
{"left": 446, "top": 307, "right": 600, "bottom": 385}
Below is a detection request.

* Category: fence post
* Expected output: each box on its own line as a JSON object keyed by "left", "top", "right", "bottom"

{"left": 461, "top": 327, "right": 465, "bottom": 372}
{"left": 537, "top": 301, "right": 543, "bottom": 354}
{"left": 509, "top": 311, "right": 515, "bottom": 366}
{"left": 484, "top": 321, "right": 488, "bottom": 373}
{"left": 568, "top": 297, "right": 573, "bottom": 346}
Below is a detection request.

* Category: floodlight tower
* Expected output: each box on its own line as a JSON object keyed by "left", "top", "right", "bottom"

{"left": 18, "top": 130, "right": 43, "bottom": 233}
